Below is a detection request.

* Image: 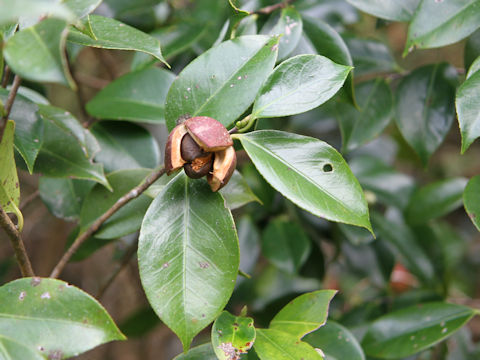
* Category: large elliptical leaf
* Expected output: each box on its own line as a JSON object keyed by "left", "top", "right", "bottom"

{"left": 165, "top": 35, "right": 279, "bottom": 131}
{"left": 456, "top": 60, "right": 480, "bottom": 153}
{"left": 0, "top": 277, "right": 125, "bottom": 358}
{"left": 251, "top": 54, "right": 351, "bottom": 119}
{"left": 405, "top": 0, "right": 480, "bottom": 54}
{"left": 269, "top": 290, "right": 337, "bottom": 339}
{"left": 463, "top": 175, "right": 480, "bottom": 231}
{"left": 138, "top": 173, "right": 239, "bottom": 350}
{"left": 68, "top": 15, "right": 167, "bottom": 66}
{"left": 86, "top": 67, "right": 175, "bottom": 123}
{"left": 395, "top": 63, "right": 455, "bottom": 166}
{"left": 0, "top": 89, "right": 43, "bottom": 173}
{"left": 237, "top": 130, "right": 372, "bottom": 232}
{"left": 347, "top": 0, "right": 420, "bottom": 22}
{"left": 362, "top": 302, "right": 476, "bottom": 359}
{"left": 337, "top": 78, "right": 393, "bottom": 152}
{"left": 4, "top": 18, "right": 75, "bottom": 88}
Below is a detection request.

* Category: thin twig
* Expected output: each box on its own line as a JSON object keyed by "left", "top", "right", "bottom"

{"left": 253, "top": 0, "right": 296, "bottom": 15}
{"left": 96, "top": 239, "right": 138, "bottom": 299}
{"left": 0, "top": 205, "right": 35, "bottom": 277}
{"left": 0, "top": 75, "right": 21, "bottom": 143}
{"left": 49, "top": 167, "right": 167, "bottom": 278}
{"left": 1, "top": 65, "right": 10, "bottom": 88}
{"left": 20, "top": 190, "right": 40, "bottom": 211}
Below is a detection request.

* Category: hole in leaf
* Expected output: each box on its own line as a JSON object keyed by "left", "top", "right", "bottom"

{"left": 323, "top": 163, "right": 333, "bottom": 172}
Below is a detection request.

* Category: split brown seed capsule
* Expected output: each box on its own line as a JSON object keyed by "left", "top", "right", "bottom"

{"left": 164, "top": 116, "right": 236, "bottom": 191}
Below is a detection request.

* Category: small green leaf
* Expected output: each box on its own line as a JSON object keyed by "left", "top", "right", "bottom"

{"left": 261, "top": 218, "right": 311, "bottom": 275}
{"left": 87, "top": 67, "right": 175, "bottom": 124}
{"left": 0, "top": 277, "right": 125, "bottom": 358}
{"left": 0, "top": 0, "right": 74, "bottom": 26}
{"left": 405, "top": 178, "right": 468, "bottom": 225}
{"left": 138, "top": 173, "right": 239, "bottom": 350}
{"left": 252, "top": 54, "right": 351, "bottom": 119}
{"left": 463, "top": 175, "right": 480, "bottom": 231}
{"left": 174, "top": 343, "right": 217, "bottom": 360}
{"left": 219, "top": 170, "right": 261, "bottom": 210}
{"left": 456, "top": 61, "right": 480, "bottom": 153}
{"left": 261, "top": 7, "right": 302, "bottom": 61}
{"left": 68, "top": 15, "right": 168, "bottom": 66}
{"left": 165, "top": 35, "right": 279, "bottom": 130}
{"left": 0, "top": 120, "right": 22, "bottom": 228}
{"left": 79, "top": 169, "right": 152, "bottom": 239}
{"left": 4, "top": 18, "right": 75, "bottom": 88}
{"left": 395, "top": 63, "right": 455, "bottom": 165}
{"left": 269, "top": 290, "right": 337, "bottom": 339}
{"left": 39, "top": 177, "right": 94, "bottom": 221}
{"left": 405, "top": 0, "right": 480, "bottom": 54}
{"left": 304, "top": 321, "right": 366, "bottom": 360}
{"left": 0, "top": 89, "right": 43, "bottom": 173}
{"left": 337, "top": 78, "right": 393, "bottom": 152}
{"left": 362, "top": 302, "right": 476, "bottom": 359}
{"left": 33, "top": 105, "right": 109, "bottom": 188}
{"left": 344, "top": 36, "right": 397, "bottom": 77}
{"left": 347, "top": 0, "right": 420, "bottom": 22}
{"left": 91, "top": 121, "right": 160, "bottom": 173}
{"left": 371, "top": 213, "right": 435, "bottom": 283}
{"left": 211, "top": 311, "right": 255, "bottom": 360}
{"left": 237, "top": 130, "right": 372, "bottom": 232}
{"left": 254, "top": 329, "right": 323, "bottom": 360}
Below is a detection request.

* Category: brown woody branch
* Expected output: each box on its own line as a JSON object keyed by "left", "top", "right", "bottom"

{"left": 49, "top": 166, "right": 167, "bottom": 278}
{"left": 253, "top": 0, "right": 296, "bottom": 15}
{"left": 0, "top": 205, "right": 35, "bottom": 277}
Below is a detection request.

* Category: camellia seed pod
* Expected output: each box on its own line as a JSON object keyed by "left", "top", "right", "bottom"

{"left": 164, "top": 116, "right": 236, "bottom": 191}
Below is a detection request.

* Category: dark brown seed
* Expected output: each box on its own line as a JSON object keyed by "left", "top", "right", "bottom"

{"left": 184, "top": 154, "right": 213, "bottom": 179}
{"left": 181, "top": 133, "right": 207, "bottom": 161}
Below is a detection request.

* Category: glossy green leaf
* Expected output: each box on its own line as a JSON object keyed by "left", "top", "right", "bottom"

{"left": 165, "top": 35, "right": 279, "bottom": 131}
{"left": 219, "top": 170, "right": 261, "bottom": 210}
{"left": 252, "top": 54, "right": 351, "bottom": 119}
{"left": 4, "top": 19, "right": 75, "bottom": 88}
{"left": 405, "top": 0, "right": 480, "bottom": 54}
{"left": 91, "top": 121, "right": 160, "bottom": 173}
{"left": 174, "top": 343, "right": 217, "bottom": 360}
{"left": 466, "top": 56, "right": 480, "bottom": 79}
{"left": 270, "top": 290, "right": 337, "bottom": 339}
{"left": 0, "top": 121, "right": 22, "bottom": 226}
{"left": 337, "top": 78, "right": 393, "bottom": 152}
{"left": 261, "top": 7, "right": 302, "bottom": 61}
{"left": 0, "top": 0, "right": 74, "bottom": 26}
{"left": 463, "top": 175, "right": 480, "bottom": 231}
{"left": 68, "top": 15, "right": 167, "bottom": 65}
{"left": 371, "top": 213, "right": 435, "bottom": 283}
{"left": 347, "top": 0, "right": 420, "bottom": 22}
{"left": 254, "top": 329, "right": 323, "bottom": 360}
{"left": 261, "top": 218, "right": 311, "bottom": 275}
{"left": 80, "top": 169, "right": 152, "bottom": 239}
{"left": 0, "top": 89, "right": 43, "bottom": 173}
{"left": 212, "top": 311, "right": 255, "bottom": 360}
{"left": 395, "top": 64, "right": 455, "bottom": 165}
{"left": 0, "top": 277, "right": 125, "bottom": 358}
{"left": 405, "top": 178, "right": 468, "bottom": 225}
{"left": 131, "top": 22, "right": 208, "bottom": 71}
{"left": 362, "top": 302, "right": 476, "bottom": 359}
{"left": 63, "top": 0, "right": 102, "bottom": 18}
{"left": 39, "top": 177, "right": 94, "bottom": 221}
{"left": 0, "top": 335, "right": 44, "bottom": 360}
{"left": 304, "top": 321, "right": 365, "bottom": 360}
{"left": 16, "top": 86, "right": 49, "bottom": 105}
{"left": 344, "top": 36, "right": 397, "bottom": 77}
{"left": 138, "top": 173, "right": 239, "bottom": 350}
{"left": 87, "top": 67, "right": 175, "bottom": 123}
{"left": 349, "top": 156, "right": 416, "bottom": 210}
{"left": 456, "top": 62, "right": 480, "bottom": 153}
{"left": 33, "top": 105, "right": 109, "bottom": 188}
{"left": 301, "top": 16, "right": 355, "bottom": 106}
{"left": 237, "top": 130, "right": 372, "bottom": 232}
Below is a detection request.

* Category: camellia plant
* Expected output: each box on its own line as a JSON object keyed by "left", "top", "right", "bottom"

{"left": 0, "top": 0, "right": 480, "bottom": 359}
